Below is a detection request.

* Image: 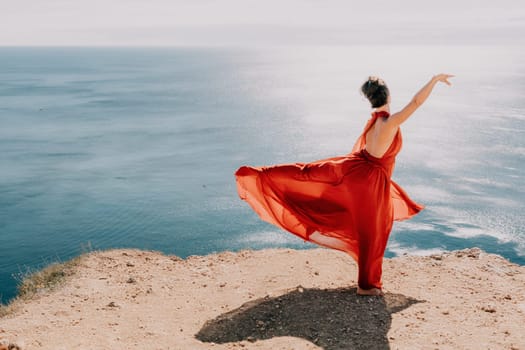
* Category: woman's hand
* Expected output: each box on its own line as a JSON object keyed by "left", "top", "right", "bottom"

{"left": 433, "top": 74, "right": 454, "bottom": 86}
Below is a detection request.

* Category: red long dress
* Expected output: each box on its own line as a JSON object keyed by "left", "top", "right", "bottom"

{"left": 234, "top": 111, "right": 424, "bottom": 290}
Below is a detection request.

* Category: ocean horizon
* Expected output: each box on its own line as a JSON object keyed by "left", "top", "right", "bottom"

{"left": 1, "top": 45, "right": 524, "bottom": 304}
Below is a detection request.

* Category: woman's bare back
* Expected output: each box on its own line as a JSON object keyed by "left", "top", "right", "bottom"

{"left": 364, "top": 117, "right": 399, "bottom": 158}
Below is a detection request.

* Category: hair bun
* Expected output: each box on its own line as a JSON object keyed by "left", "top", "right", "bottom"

{"left": 360, "top": 76, "right": 389, "bottom": 108}
{"left": 363, "top": 76, "right": 383, "bottom": 98}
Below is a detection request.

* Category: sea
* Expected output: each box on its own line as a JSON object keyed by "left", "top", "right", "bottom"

{"left": 1, "top": 45, "right": 524, "bottom": 304}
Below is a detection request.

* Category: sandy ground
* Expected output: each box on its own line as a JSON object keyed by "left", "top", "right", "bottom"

{"left": 1, "top": 247, "right": 524, "bottom": 350}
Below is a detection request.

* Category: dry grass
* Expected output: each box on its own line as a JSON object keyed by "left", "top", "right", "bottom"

{"left": 0, "top": 255, "right": 84, "bottom": 318}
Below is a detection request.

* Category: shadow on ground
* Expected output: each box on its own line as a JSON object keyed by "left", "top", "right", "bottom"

{"left": 195, "top": 286, "right": 422, "bottom": 350}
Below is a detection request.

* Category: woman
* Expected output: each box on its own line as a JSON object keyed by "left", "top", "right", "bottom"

{"left": 235, "top": 74, "right": 454, "bottom": 296}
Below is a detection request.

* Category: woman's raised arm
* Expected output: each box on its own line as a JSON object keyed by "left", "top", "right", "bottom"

{"left": 387, "top": 74, "right": 454, "bottom": 128}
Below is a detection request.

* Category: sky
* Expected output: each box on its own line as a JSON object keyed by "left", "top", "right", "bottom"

{"left": 0, "top": 0, "right": 524, "bottom": 46}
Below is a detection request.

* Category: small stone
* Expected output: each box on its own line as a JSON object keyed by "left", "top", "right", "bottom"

{"left": 481, "top": 305, "right": 496, "bottom": 313}
{"left": 246, "top": 336, "right": 256, "bottom": 343}
{"left": 126, "top": 277, "right": 136, "bottom": 284}
{"left": 107, "top": 301, "right": 118, "bottom": 308}
{"left": 126, "top": 262, "right": 135, "bottom": 267}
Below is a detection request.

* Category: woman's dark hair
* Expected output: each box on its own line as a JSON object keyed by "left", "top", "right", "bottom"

{"left": 361, "top": 76, "right": 389, "bottom": 108}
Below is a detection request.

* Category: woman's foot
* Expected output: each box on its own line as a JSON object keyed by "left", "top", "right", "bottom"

{"left": 357, "top": 287, "right": 384, "bottom": 296}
